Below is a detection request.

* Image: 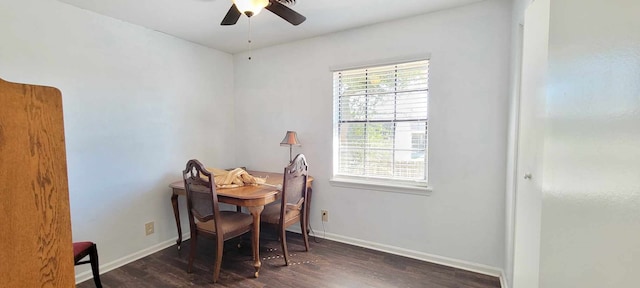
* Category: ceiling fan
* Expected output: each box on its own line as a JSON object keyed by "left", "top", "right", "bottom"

{"left": 221, "top": 0, "right": 306, "bottom": 26}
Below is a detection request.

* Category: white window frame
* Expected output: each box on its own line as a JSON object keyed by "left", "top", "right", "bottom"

{"left": 330, "top": 59, "right": 431, "bottom": 195}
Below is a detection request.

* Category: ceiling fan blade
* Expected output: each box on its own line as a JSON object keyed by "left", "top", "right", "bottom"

{"left": 266, "top": 1, "right": 306, "bottom": 26}
{"left": 221, "top": 4, "right": 241, "bottom": 25}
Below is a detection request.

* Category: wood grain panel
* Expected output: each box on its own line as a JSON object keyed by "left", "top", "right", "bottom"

{"left": 0, "top": 78, "right": 75, "bottom": 287}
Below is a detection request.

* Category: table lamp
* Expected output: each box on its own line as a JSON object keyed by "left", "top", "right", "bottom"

{"left": 280, "top": 131, "right": 301, "bottom": 162}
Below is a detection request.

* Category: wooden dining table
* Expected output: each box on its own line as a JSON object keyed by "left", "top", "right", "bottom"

{"left": 169, "top": 170, "right": 313, "bottom": 278}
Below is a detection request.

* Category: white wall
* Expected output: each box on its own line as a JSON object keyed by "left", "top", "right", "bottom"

{"left": 540, "top": 0, "right": 640, "bottom": 286}
{"left": 234, "top": 0, "right": 511, "bottom": 271}
{"left": 0, "top": 0, "right": 235, "bottom": 279}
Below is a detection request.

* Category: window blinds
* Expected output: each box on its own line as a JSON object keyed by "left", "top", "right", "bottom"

{"left": 334, "top": 60, "right": 429, "bottom": 182}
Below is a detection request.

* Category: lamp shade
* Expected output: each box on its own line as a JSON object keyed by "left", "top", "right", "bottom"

{"left": 280, "top": 131, "right": 301, "bottom": 146}
{"left": 233, "top": 0, "right": 269, "bottom": 16}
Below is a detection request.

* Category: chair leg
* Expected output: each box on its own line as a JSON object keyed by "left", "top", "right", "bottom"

{"left": 300, "top": 217, "right": 310, "bottom": 252}
{"left": 213, "top": 238, "right": 224, "bottom": 283}
{"left": 187, "top": 232, "right": 198, "bottom": 273}
{"left": 89, "top": 244, "right": 103, "bottom": 288}
{"left": 280, "top": 225, "right": 289, "bottom": 266}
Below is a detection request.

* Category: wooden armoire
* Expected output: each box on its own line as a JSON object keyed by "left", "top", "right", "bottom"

{"left": 0, "top": 78, "right": 75, "bottom": 287}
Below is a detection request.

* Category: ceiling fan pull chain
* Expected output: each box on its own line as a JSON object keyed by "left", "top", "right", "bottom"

{"left": 248, "top": 17, "right": 252, "bottom": 60}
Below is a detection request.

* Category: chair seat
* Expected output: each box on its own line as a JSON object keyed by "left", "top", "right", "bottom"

{"left": 73, "top": 241, "right": 94, "bottom": 262}
{"left": 196, "top": 211, "right": 253, "bottom": 235}
{"left": 261, "top": 201, "right": 301, "bottom": 224}
{"left": 73, "top": 241, "right": 102, "bottom": 287}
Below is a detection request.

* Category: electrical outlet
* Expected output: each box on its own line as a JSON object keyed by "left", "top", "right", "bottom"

{"left": 145, "top": 222, "right": 155, "bottom": 236}
{"left": 321, "top": 210, "right": 328, "bottom": 222}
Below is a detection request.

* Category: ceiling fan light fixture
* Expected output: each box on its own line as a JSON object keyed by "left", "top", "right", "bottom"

{"left": 233, "top": 0, "right": 269, "bottom": 17}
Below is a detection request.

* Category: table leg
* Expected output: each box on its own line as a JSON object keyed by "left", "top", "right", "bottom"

{"left": 171, "top": 192, "right": 182, "bottom": 250}
{"left": 247, "top": 205, "right": 265, "bottom": 278}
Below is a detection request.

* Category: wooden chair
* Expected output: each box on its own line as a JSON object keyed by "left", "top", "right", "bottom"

{"left": 2, "top": 78, "right": 75, "bottom": 287}
{"left": 73, "top": 241, "right": 102, "bottom": 288}
{"left": 182, "top": 159, "right": 254, "bottom": 283}
{"left": 261, "top": 154, "right": 310, "bottom": 265}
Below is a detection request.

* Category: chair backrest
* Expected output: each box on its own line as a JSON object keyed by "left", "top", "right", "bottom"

{"left": 182, "top": 159, "right": 222, "bottom": 233}
{"left": 280, "top": 154, "right": 309, "bottom": 221}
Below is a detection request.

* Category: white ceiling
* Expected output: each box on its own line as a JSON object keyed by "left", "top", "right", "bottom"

{"left": 57, "top": 0, "right": 483, "bottom": 54}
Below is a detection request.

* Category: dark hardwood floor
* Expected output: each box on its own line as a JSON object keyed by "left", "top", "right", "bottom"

{"left": 77, "top": 230, "right": 501, "bottom": 288}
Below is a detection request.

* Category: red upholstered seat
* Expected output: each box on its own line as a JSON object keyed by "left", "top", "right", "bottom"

{"left": 73, "top": 242, "right": 93, "bottom": 261}
{"left": 73, "top": 241, "right": 102, "bottom": 287}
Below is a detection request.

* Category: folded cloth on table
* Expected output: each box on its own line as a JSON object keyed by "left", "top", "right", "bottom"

{"left": 205, "top": 167, "right": 266, "bottom": 189}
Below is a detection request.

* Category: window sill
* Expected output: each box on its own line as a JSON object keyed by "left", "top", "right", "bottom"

{"left": 329, "top": 177, "right": 432, "bottom": 196}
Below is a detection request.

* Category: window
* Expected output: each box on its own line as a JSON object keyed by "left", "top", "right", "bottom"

{"left": 332, "top": 60, "right": 429, "bottom": 188}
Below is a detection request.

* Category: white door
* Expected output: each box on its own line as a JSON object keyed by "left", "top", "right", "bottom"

{"left": 512, "top": 0, "right": 549, "bottom": 287}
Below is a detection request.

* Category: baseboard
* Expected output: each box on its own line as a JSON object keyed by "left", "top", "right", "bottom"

{"left": 313, "top": 231, "right": 504, "bottom": 282}
{"left": 75, "top": 233, "right": 190, "bottom": 284}
{"left": 499, "top": 270, "right": 509, "bottom": 288}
